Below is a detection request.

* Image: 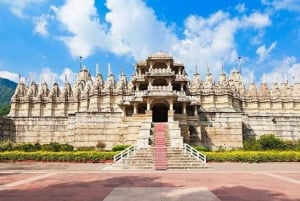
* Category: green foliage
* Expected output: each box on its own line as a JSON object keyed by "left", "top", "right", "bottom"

{"left": 193, "top": 145, "right": 211, "bottom": 152}
{"left": 76, "top": 146, "right": 96, "bottom": 151}
{"left": 0, "top": 104, "right": 10, "bottom": 116}
{"left": 0, "top": 151, "right": 116, "bottom": 162}
{"left": 257, "top": 134, "right": 286, "bottom": 150}
{"left": 96, "top": 141, "right": 106, "bottom": 150}
{"left": 41, "top": 142, "right": 73, "bottom": 152}
{"left": 0, "top": 142, "right": 73, "bottom": 152}
{"left": 0, "top": 141, "right": 14, "bottom": 152}
{"left": 15, "top": 143, "right": 40, "bottom": 152}
{"left": 0, "top": 78, "right": 17, "bottom": 116}
{"left": 112, "top": 144, "right": 130, "bottom": 152}
{"left": 205, "top": 151, "right": 300, "bottom": 162}
{"left": 243, "top": 134, "right": 299, "bottom": 151}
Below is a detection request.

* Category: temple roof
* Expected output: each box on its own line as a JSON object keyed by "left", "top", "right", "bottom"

{"left": 148, "top": 51, "right": 172, "bottom": 59}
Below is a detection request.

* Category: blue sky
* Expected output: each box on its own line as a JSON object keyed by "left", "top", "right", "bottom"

{"left": 0, "top": 0, "right": 299, "bottom": 86}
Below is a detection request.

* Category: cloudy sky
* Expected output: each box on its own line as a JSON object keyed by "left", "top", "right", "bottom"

{"left": 0, "top": 0, "right": 299, "bottom": 86}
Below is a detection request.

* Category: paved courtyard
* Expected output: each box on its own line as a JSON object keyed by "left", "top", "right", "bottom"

{"left": 0, "top": 162, "right": 299, "bottom": 201}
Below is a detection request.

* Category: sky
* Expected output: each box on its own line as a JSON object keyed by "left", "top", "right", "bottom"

{"left": 0, "top": 0, "right": 299, "bottom": 86}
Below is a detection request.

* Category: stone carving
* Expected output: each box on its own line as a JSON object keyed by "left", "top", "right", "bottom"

{"left": 258, "top": 83, "right": 270, "bottom": 98}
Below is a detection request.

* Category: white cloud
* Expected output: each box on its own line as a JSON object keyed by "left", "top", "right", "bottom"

{"left": 260, "top": 56, "right": 300, "bottom": 84}
{"left": 262, "top": 0, "right": 300, "bottom": 12}
{"left": 171, "top": 11, "right": 239, "bottom": 76}
{"left": 256, "top": 41, "right": 277, "bottom": 63}
{"left": 59, "top": 68, "right": 77, "bottom": 84}
{"left": 241, "top": 12, "right": 271, "bottom": 29}
{"left": 33, "top": 15, "right": 49, "bottom": 36}
{"left": 235, "top": 3, "right": 246, "bottom": 13}
{"left": 49, "top": 0, "right": 272, "bottom": 80}
{"left": 0, "top": 0, "right": 46, "bottom": 18}
{"left": 105, "top": 0, "right": 178, "bottom": 60}
{"left": 51, "top": 0, "right": 111, "bottom": 58}
{"left": 0, "top": 71, "right": 19, "bottom": 82}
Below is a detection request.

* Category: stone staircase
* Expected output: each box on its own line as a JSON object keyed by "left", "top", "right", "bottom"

{"left": 108, "top": 121, "right": 206, "bottom": 170}
{"left": 153, "top": 123, "right": 168, "bottom": 170}
{"left": 121, "top": 148, "right": 154, "bottom": 169}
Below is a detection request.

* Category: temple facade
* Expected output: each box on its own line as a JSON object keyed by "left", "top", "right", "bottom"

{"left": 2, "top": 51, "right": 300, "bottom": 149}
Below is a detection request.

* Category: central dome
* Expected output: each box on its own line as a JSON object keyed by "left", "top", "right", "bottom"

{"left": 149, "top": 51, "right": 172, "bottom": 59}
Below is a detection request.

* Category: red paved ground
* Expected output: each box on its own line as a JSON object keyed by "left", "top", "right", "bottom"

{"left": 0, "top": 171, "right": 299, "bottom": 201}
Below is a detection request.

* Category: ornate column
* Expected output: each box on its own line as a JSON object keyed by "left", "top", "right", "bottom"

{"left": 183, "top": 103, "right": 187, "bottom": 115}
{"left": 133, "top": 103, "right": 137, "bottom": 114}
{"left": 194, "top": 106, "right": 198, "bottom": 116}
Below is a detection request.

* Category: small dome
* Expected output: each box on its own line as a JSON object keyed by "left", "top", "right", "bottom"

{"left": 149, "top": 51, "right": 171, "bottom": 58}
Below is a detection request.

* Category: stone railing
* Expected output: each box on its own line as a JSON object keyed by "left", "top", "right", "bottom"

{"left": 175, "top": 74, "right": 188, "bottom": 81}
{"left": 147, "top": 68, "right": 174, "bottom": 76}
{"left": 148, "top": 85, "right": 172, "bottom": 92}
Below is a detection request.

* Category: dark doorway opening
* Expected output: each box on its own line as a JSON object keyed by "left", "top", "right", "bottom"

{"left": 152, "top": 103, "right": 168, "bottom": 122}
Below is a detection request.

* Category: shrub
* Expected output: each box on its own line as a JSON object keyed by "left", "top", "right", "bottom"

{"left": 41, "top": 142, "right": 63, "bottom": 152}
{"left": 59, "top": 144, "right": 74, "bottom": 151}
{"left": 112, "top": 144, "right": 130, "bottom": 152}
{"left": 96, "top": 141, "right": 106, "bottom": 151}
{"left": 243, "top": 138, "right": 262, "bottom": 151}
{"left": 15, "top": 143, "right": 40, "bottom": 152}
{"left": 0, "top": 141, "right": 14, "bottom": 152}
{"left": 257, "top": 134, "right": 286, "bottom": 150}
{"left": 193, "top": 145, "right": 211, "bottom": 152}
{"left": 0, "top": 151, "right": 117, "bottom": 162}
{"left": 76, "top": 146, "right": 96, "bottom": 151}
{"left": 205, "top": 151, "right": 300, "bottom": 163}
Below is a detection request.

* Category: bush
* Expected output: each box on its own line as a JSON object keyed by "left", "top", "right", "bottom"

{"left": 257, "top": 134, "right": 286, "bottom": 150}
{"left": 193, "top": 145, "right": 211, "bottom": 152}
{"left": 96, "top": 141, "right": 106, "bottom": 151}
{"left": 243, "top": 134, "right": 300, "bottom": 151}
{"left": 76, "top": 146, "right": 96, "bottom": 151}
{"left": 0, "top": 141, "right": 14, "bottom": 152}
{"left": 15, "top": 143, "right": 40, "bottom": 152}
{"left": 112, "top": 145, "right": 130, "bottom": 152}
{"left": 41, "top": 142, "right": 73, "bottom": 152}
{"left": 0, "top": 151, "right": 117, "bottom": 162}
{"left": 205, "top": 151, "right": 300, "bottom": 163}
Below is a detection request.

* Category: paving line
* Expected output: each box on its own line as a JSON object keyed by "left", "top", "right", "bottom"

{"left": 0, "top": 172, "right": 57, "bottom": 191}
{"left": 262, "top": 173, "right": 300, "bottom": 185}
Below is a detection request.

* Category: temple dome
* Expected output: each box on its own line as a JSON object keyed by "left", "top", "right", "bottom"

{"left": 149, "top": 51, "right": 172, "bottom": 59}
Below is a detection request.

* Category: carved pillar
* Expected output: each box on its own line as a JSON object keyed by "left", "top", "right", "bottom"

{"left": 183, "top": 103, "right": 187, "bottom": 115}
{"left": 194, "top": 106, "right": 198, "bottom": 116}
{"left": 180, "top": 83, "right": 184, "bottom": 91}
{"left": 133, "top": 103, "right": 137, "bottom": 114}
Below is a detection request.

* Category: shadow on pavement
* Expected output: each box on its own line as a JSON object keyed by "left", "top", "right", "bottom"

{"left": 0, "top": 174, "right": 299, "bottom": 201}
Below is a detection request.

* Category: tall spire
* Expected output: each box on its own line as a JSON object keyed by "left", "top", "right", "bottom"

{"left": 195, "top": 64, "right": 198, "bottom": 75}
{"left": 237, "top": 56, "right": 242, "bottom": 74}
{"left": 79, "top": 56, "right": 83, "bottom": 70}
{"left": 96, "top": 63, "right": 99, "bottom": 75}
{"left": 108, "top": 63, "right": 111, "bottom": 76}
{"left": 65, "top": 73, "right": 68, "bottom": 83}
{"left": 206, "top": 63, "right": 210, "bottom": 74}
{"left": 285, "top": 73, "right": 288, "bottom": 83}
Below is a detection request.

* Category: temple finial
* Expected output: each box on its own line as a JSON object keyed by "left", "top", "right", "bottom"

{"left": 206, "top": 63, "right": 210, "bottom": 74}
{"left": 108, "top": 63, "right": 111, "bottom": 76}
{"left": 238, "top": 56, "right": 242, "bottom": 74}
{"left": 79, "top": 56, "right": 83, "bottom": 70}
{"left": 195, "top": 64, "right": 198, "bottom": 75}
{"left": 96, "top": 63, "right": 99, "bottom": 75}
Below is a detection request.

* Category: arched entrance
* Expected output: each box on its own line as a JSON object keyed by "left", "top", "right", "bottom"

{"left": 152, "top": 103, "right": 168, "bottom": 122}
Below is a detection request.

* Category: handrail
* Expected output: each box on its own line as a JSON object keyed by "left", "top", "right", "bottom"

{"left": 183, "top": 143, "right": 206, "bottom": 164}
{"left": 113, "top": 145, "right": 137, "bottom": 163}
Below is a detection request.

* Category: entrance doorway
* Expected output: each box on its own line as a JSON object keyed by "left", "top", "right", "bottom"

{"left": 152, "top": 103, "right": 168, "bottom": 122}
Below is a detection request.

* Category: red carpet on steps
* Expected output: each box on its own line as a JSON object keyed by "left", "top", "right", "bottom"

{"left": 154, "top": 123, "right": 167, "bottom": 170}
